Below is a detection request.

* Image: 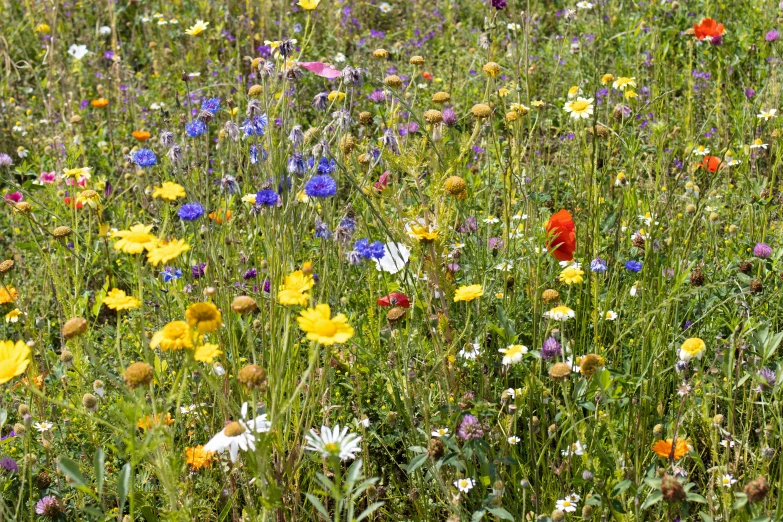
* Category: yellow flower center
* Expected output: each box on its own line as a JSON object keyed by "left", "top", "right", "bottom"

{"left": 571, "top": 100, "right": 590, "bottom": 112}
{"left": 223, "top": 421, "right": 245, "bottom": 437}
{"left": 323, "top": 442, "right": 340, "bottom": 453}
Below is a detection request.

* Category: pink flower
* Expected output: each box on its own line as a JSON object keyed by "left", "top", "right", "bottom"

{"left": 39, "top": 172, "right": 57, "bottom": 184}
{"left": 298, "top": 61, "right": 342, "bottom": 79}
{"left": 3, "top": 192, "right": 23, "bottom": 203}
{"left": 374, "top": 171, "right": 389, "bottom": 191}
{"left": 65, "top": 176, "right": 87, "bottom": 187}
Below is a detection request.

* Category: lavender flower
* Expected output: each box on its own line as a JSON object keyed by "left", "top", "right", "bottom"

{"left": 0, "top": 457, "right": 18, "bottom": 474}
{"left": 35, "top": 496, "right": 63, "bottom": 518}
{"left": 458, "top": 414, "right": 484, "bottom": 440}
{"left": 590, "top": 257, "right": 607, "bottom": 272}
{"left": 759, "top": 368, "right": 777, "bottom": 391}
{"left": 191, "top": 263, "right": 206, "bottom": 279}
{"left": 243, "top": 268, "right": 257, "bottom": 280}
{"left": 753, "top": 242, "right": 772, "bottom": 259}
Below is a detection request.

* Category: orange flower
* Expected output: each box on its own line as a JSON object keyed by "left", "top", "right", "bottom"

{"left": 136, "top": 412, "right": 174, "bottom": 430}
{"left": 545, "top": 210, "right": 576, "bottom": 262}
{"left": 186, "top": 445, "right": 215, "bottom": 470}
{"left": 422, "top": 71, "right": 433, "bottom": 81}
{"left": 132, "top": 130, "right": 151, "bottom": 141}
{"left": 91, "top": 98, "right": 109, "bottom": 108}
{"left": 694, "top": 18, "right": 724, "bottom": 41}
{"left": 651, "top": 438, "right": 690, "bottom": 460}
{"left": 700, "top": 155, "right": 721, "bottom": 173}
{"left": 0, "top": 286, "right": 18, "bottom": 304}
{"left": 208, "top": 209, "right": 233, "bottom": 224}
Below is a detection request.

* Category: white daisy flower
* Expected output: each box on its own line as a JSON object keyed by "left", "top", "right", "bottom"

{"left": 604, "top": 310, "right": 618, "bottom": 321}
{"left": 374, "top": 242, "right": 411, "bottom": 274}
{"left": 757, "top": 108, "right": 777, "bottom": 120}
{"left": 34, "top": 421, "right": 54, "bottom": 433}
{"left": 203, "top": 402, "right": 271, "bottom": 462}
{"left": 305, "top": 424, "right": 362, "bottom": 461}
{"left": 693, "top": 145, "right": 710, "bottom": 156}
{"left": 454, "top": 478, "right": 475, "bottom": 493}
{"left": 459, "top": 343, "right": 480, "bottom": 360}
{"left": 431, "top": 427, "right": 450, "bottom": 438}
{"left": 507, "top": 436, "right": 521, "bottom": 444}
{"left": 556, "top": 498, "right": 578, "bottom": 512}
{"left": 720, "top": 474, "right": 737, "bottom": 487}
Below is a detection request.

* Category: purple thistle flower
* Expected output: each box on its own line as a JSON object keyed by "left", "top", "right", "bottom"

{"left": 35, "top": 496, "right": 63, "bottom": 518}
{"left": 490, "top": 0, "right": 507, "bottom": 9}
{"left": 191, "top": 263, "right": 206, "bottom": 279}
{"left": 458, "top": 414, "right": 484, "bottom": 440}
{"left": 753, "top": 242, "right": 772, "bottom": 259}
{"left": 759, "top": 368, "right": 777, "bottom": 391}
{"left": 766, "top": 30, "right": 780, "bottom": 42}
{"left": 0, "top": 457, "right": 18, "bottom": 474}
{"left": 442, "top": 107, "right": 457, "bottom": 126}
{"left": 745, "top": 87, "right": 756, "bottom": 99}
{"left": 458, "top": 217, "right": 477, "bottom": 234}
{"left": 541, "top": 337, "right": 562, "bottom": 360}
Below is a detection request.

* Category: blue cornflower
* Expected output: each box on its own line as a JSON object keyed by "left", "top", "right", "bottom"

{"left": 625, "top": 260, "right": 643, "bottom": 273}
{"left": 305, "top": 175, "right": 337, "bottom": 198}
{"left": 162, "top": 267, "right": 183, "bottom": 283}
{"left": 178, "top": 202, "right": 205, "bottom": 221}
{"left": 287, "top": 153, "right": 307, "bottom": 175}
{"left": 186, "top": 119, "right": 207, "bottom": 137}
{"left": 255, "top": 189, "right": 279, "bottom": 206}
{"left": 354, "top": 238, "right": 386, "bottom": 260}
{"left": 316, "top": 157, "right": 336, "bottom": 174}
{"left": 133, "top": 148, "right": 158, "bottom": 167}
{"left": 201, "top": 97, "right": 221, "bottom": 115}
{"left": 250, "top": 144, "right": 259, "bottom": 165}
{"left": 339, "top": 216, "right": 356, "bottom": 231}
{"left": 590, "top": 257, "right": 607, "bottom": 273}
{"left": 315, "top": 218, "right": 331, "bottom": 239}
{"left": 241, "top": 114, "right": 268, "bottom": 137}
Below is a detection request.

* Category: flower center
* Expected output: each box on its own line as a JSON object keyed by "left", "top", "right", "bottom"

{"left": 323, "top": 442, "right": 340, "bottom": 454}
{"left": 571, "top": 100, "right": 589, "bottom": 111}
{"left": 314, "top": 318, "right": 338, "bottom": 337}
{"left": 223, "top": 421, "right": 245, "bottom": 437}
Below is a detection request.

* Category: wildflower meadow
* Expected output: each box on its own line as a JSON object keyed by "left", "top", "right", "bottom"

{"left": 2, "top": 0, "right": 783, "bottom": 520}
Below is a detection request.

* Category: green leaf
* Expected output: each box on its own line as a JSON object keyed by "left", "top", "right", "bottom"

{"left": 117, "top": 463, "right": 131, "bottom": 515}
{"left": 406, "top": 453, "right": 428, "bottom": 474}
{"left": 612, "top": 479, "right": 633, "bottom": 497}
{"left": 140, "top": 506, "right": 159, "bottom": 522}
{"left": 495, "top": 304, "right": 516, "bottom": 340}
{"left": 471, "top": 509, "right": 486, "bottom": 522}
{"left": 305, "top": 493, "right": 331, "bottom": 520}
{"left": 57, "top": 457, "right": 86, "bottom": 487}
{"left": 93, "top": 447, "right": 105, "bottom": 496}
{"left": 732, "top": 493, "right": 748, "bottom": 510}
{"left": 598, "top": 368, "right": 612, "bottom": 391}
{"left": 487, "top": 507, "right": 515, "bottom": 521}
{"left": 749, "top": 516, "right": 771, "bottom": 522}
{"left": 699, "top": 513, "right": 715, "bottom": 522}
{"left": 686, "top": 492, "right": 707, "bottom": 504}
{"left": 640, "top": 491, "right": 663, "bottom": 510}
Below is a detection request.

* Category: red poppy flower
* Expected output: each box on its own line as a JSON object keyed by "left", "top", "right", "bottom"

{"left": 377, "top": 292, "right": 410, "bottom": 308}
{"left": 64, "top": 197, "right": 84, "bottom": 210}
{"left": 422, "top": 71, "right": 433, "bottom": 81}
{"left": 700, "top": 155, "right": 721, "bottom": 173}
{"left": 545, "top": 209, "right": 576, "bottom": 262}
{"left": 694, "top": 18, "right": 724, "bottom": 42}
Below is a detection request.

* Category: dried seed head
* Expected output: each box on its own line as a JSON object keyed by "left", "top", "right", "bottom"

{"left": 471, "top": 103, "right": 492, "bottom": 119}
{"left": 124, "top": 362, "right": 154, "bottom": 389}
{"left": 61, "top": 317, "right": 88, "bottom": 340}
{"left": 53, "top": 226, "right": 73, "bottom": 238}
{"left": 237, "top": 364, "right": 267, "bottom": 391}
{"left": 231, "top": 296, "right": 258, "bottom": 315}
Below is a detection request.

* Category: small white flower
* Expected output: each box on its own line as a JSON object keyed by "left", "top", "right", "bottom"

{"left": 720, "top": 474, "right": 737, "bottom": 487}
{"left": 561, "top": 440, "right": 585, "bottom": 456}
{"left": 720, "top": 439, "right": 738, "bottom": 448}
{"left": 502, "top": 387, "right": 521, "bottom": 399}
{"left": 17, "top": 148, "right": 28, "bottom": 159}
{"left": 99, "top": 26, "right": 112, "bottom": 36}
{"left": 507, "top": 436, "right": 521, "bottom": 444}
{"left": 693, "top": 145, "right": 710, "bottom": 156}
{"left": 512, "top": 212, "right": 528, "bottom": 221}
{"left": 556, "top": 498, "right": 578, "bottom": 512}
{"left": 499, "top": 344, "right": 528, "bottom": 366}
{"left": 431, "top": 427, "right": 450, "bottom": 438}
{"left": 305, "top": 424, "right": 362, "bottom": 461}
{"left": 483, "top": 215, "right": 500, "bottom": 224}
{"left": 34, "top": 421, "right": 54, "bottom": 433}
{"left": 757, "top": 108, "right": 777, "bottom": 121}
{"left": 458, "top": 343, "right": 480, "bottom": 360}
{"left": 188, "top": 72, "right": 201, "bottom": 78}
{"left": 576, "top": 1, "right": 594, "bottom": 8}
{"left": 180, "top": 405, "right": 197, "bottom": 414}
{"left": 567, "top": 493, "right": 581, "bottom": 503}
{"left": 454, "top": 478, "right": 475, "bottom": 493}
{"left": 67, "top": 44, "right": 90, "bottom": 60}
{"left": 213, "top": 363, "right": 226, "bottom": 376}
{"left": 630, "top": 282, "right": 639, "bottom": 297}
{"left": 507, "top": 23, "right": 521, "bottom": 31}
{"left": 495, "top": 261, "right": 513, "bottom": 271}
{"left": 358, "top": 417, "right": 370, "bottom": 428}
{"left": 333, "top": 52, "right": 346, "bottom": 63}
{"left": 379, "top": 2, "right": 392, "bottom": 13}
{"left": 604, "top": 310, "right": 618, "bottom": 321}
{"left": 750, "top": 138, "right": 768, "bottom": 150}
